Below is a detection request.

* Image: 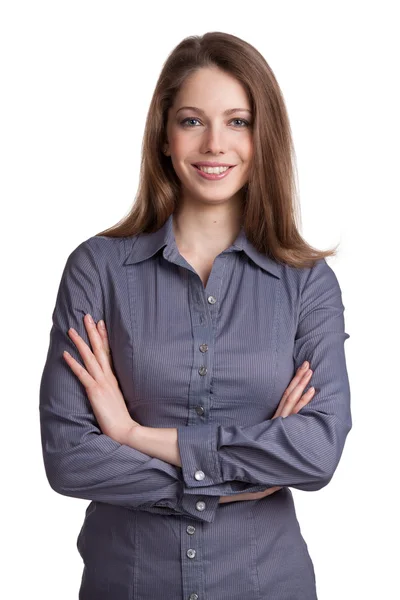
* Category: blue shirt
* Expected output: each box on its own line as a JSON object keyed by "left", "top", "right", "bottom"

{"left": 39, "top": 212, "right": 352, "bottom": 599}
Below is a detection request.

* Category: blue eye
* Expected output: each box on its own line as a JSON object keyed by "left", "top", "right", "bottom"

{"left": 231, "top": 119, "right": 250, "bottom": 127}
{"left": 181, "top": 118, "right": 201, "bottom": 127}
{"left": 180, "top": 117, "right": 250, "bottom": 128}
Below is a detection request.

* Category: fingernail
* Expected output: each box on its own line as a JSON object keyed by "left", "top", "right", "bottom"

{"left": 301, "top": 361, "right": 308, "bottom": 369}
{"left": 98, "top": 320, "right": 105, "bottom": 329}
{"left": 87, "top": 314, "right": 94, "bottom": 324}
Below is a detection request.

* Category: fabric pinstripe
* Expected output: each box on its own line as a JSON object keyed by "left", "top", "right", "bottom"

{"left": 39, "top": 212, "right": 351, "bottom": 599}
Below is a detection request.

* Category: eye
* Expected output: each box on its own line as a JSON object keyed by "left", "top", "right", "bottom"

{"left": 180, "top": 117, "right": 201, "bottom": 127}
{"left": 231, "top": 118, "right": 250, "bottom": 127}
{"left": 180, "top": 117, "right": 251, "bottom": 128}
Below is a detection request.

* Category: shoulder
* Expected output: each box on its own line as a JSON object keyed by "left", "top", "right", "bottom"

{"left": 66, "top": 234, "right": 138, "bottom": 271}
{"left": 280, "top": 257, "right": 340, "bottom": 292}
{"left": 278, "top": 258, "right": 344, "bottom": 318}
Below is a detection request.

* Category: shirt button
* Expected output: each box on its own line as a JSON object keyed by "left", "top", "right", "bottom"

{"left": 187, "top": 548, "right": 196, "bottom": 559}
{"left": 195, "top": 500, "right": 206, "bottom": 511}
{"left": 195, "top": 405, "right": 204, "bottom": 416}
{"left": 207, "top": 295, "right": 217, "bottom": 304}
{"left": 189, "top": 594, "right": 199, "bottom": 600}
{"left": 199, "top": 343, "right": 208, "bottom": 353}
{"left": 198, "top": 366, "right": 207, "bottom": 376}
{"left": 186, "top": 525, "right": 196, "bottom": 535}
{"left": 194, "top": 470, "right": 205, "bottom": 481}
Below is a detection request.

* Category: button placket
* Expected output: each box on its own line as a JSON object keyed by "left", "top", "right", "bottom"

{"left": 181, "top": 280, "right": 214, "bottom": 600}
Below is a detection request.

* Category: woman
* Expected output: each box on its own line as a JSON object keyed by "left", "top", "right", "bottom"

{"left": 39, "top": 31, "right": 351, "bottom": 599}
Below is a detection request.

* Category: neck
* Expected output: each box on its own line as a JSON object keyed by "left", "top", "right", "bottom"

{"left": 172, "top": 198, "right": 244, "bottom": 257}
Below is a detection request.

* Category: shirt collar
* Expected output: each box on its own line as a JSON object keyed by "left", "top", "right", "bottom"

{"left": 124, "top": 212, "right": 281, "bottom": 279}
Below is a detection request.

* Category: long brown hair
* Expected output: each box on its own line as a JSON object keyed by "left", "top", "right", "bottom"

{"left": 96, "top": 31, "right": 338, "bottom": 268}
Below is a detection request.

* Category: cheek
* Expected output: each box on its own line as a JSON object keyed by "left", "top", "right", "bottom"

{"left": 169, "top": 129, "right": 194, "bottom": 153}
{"left": 242, "top": 137, "right": 253, "bottom": 162}
{"left": 173, "top": 139, "right": 190, "bottom": 157}
{"left": 169, "top": 143, "right": 191, "bottom": 170}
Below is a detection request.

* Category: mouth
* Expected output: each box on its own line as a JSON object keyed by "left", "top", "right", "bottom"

{"left": 191, "top": 164, "right": 236, "bottom": 181}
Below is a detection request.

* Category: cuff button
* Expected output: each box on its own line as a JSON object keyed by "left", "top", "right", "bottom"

{"left": 195, "top": 500, "right": 206, "bottom": 511}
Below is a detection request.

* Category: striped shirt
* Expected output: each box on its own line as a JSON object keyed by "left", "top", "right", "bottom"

{"left": 39, "top": 212, "right": 351, "bottom": 599}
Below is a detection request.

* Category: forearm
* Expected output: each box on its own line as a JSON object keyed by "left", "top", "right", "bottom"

{"left": 124, "top": 426, "right": 182, "bottom": 467}
{"left": 122, "top": 425, "right": 271, "bottom": 499}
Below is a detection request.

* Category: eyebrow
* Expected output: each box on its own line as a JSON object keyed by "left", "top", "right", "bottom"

{"left": 176, "top": 106, "right": 252, "bottom": 116}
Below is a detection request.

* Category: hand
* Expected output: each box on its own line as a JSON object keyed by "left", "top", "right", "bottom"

{"left": 272, "top": 360, "right": 315, "bottom": 419}
{"left": 219, "top": 486, "right": 283, "bottom": 504}
{"left": 62, "top": 313, "right": 140, "bottom": 444}
{"left": 219, "top": 362, "right": 315, "bottom": 504}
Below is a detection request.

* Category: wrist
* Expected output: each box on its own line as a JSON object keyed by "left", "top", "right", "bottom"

{"left": 119, "top": 422, "right": 142, "bottom": 447}
{"left": 121, "top": 425, "right": 182, "bottom": 468}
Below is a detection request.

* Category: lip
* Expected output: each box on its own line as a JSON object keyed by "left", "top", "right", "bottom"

{"left": 192, "top": 164, "right": 235, "bottom": 181}
{"left": 192, "top": 162, "right": 235, "bottom": 167}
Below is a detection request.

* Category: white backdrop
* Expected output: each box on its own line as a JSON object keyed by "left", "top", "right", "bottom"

{"left": 1, "top": 1, "right": 398, "bottom": 598}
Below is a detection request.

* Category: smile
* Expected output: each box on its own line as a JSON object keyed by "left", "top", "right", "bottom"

{"left": 192, "top": 165, "right": 236, "bottom": 180}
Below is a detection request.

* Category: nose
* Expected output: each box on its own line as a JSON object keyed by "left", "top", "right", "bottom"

{"left": 200, "top": 123, "right": 226, "bottom": 155}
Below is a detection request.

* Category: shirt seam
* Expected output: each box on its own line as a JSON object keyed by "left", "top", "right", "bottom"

{"left": 85, "top": 237, "right": 106, "bottom": 318}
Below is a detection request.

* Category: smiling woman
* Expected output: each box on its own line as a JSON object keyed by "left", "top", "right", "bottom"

{"left": 162, "top": 66, "right": 254, "bottom": 209}
{"left": 39, "top": 30, "right": 351, "bottom": 600}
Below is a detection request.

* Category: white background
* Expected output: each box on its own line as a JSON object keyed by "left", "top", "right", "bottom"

{"left": 1, "top": 1, "right": 398, "bottom": 598}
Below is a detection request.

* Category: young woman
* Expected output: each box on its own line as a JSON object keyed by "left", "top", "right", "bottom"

{"left": 39, "top": 31, "right": 351, "bottom": 599}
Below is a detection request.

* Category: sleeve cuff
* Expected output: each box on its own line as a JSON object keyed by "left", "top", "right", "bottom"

{"left": 136, "top": 484, "right": 220, "bottom": 523}
{"left": 179, "top": 493, "right": 220, "bottom": 523}
{"left": 177, "top": 423, "right": 224, "bottom": 488}
{"left": 151, "top": 483, "right": 221, "bottom": 524}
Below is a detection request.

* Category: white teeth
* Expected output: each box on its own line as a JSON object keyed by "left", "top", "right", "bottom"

{"left": 197, "top": 165, "right": 230, "bottom": 174}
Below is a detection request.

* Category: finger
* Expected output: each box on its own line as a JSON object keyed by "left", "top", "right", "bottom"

{"left": 282, "top": 362, "right": 310, "bottom": 400}
{"left": 279, "top": 371, "right": 313, "bottom": 418}
{"left": 63, "top": 350, "right": 96, "bottom": 390}
{"left": 292, "top": 387, "right": 316, "bottom": 414}
{"left": 96, "top": 320, "right": 113, "bottom": 369}
{"left": 68, "top": 325, "right": 105, "bottom": 381}
{"left": 264, "top": 486, "right": 282, "bottom": 495}
{"left": 83, "top": 314, "right": 114, "bottom": 375}
{"left": 274, "top": 367, "right": 312, "bottom": 418}
{"left": 280, "top": 384, "right": 315, "bottom": 418}
{"left": 97, "top": 320, "right": 111, "bottom": 353}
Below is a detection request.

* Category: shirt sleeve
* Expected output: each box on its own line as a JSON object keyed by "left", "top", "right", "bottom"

{"left": 39, "top": 238, "right": 268, "bottom": 524}
{"left": 177, "top": 258, "right": 352, "bottom": 492}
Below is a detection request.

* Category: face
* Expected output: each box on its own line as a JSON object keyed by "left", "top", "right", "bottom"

{"left": 165, "top": 67, "right": 253, "bottom": 208}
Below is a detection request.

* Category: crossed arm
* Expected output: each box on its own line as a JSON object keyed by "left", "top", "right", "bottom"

{"left": 40, "top": 240, "right": 351, "bottom": 524}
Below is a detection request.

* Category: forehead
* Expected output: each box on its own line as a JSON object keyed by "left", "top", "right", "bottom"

{"left": 172, "top": 67, "right": 251, "bottom": 111}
